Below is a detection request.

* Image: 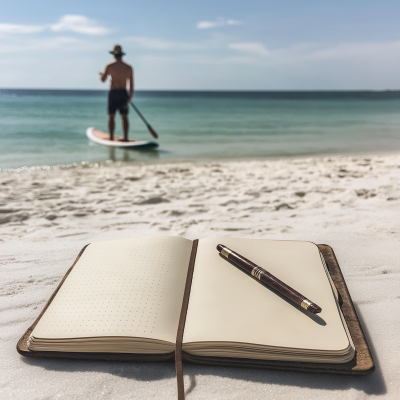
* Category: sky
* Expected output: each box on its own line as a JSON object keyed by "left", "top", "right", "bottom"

{"left": 1, "top": 1, "right": 400, "bottom": 90}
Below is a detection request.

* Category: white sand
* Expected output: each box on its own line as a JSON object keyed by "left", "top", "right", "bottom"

{"left": 1, "top": 153, "right": 399, "bottom": 399}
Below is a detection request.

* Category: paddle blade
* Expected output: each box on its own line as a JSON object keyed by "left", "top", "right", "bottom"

{"left": 148, "top": 125, "right": 159, "bottom": 139}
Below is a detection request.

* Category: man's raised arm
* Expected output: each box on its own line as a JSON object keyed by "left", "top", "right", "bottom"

{"left": 99, "top": 66, "right": 109, "bottom": 82}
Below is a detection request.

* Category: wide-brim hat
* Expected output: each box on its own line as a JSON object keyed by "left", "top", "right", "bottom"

{"left": 109, "top": 44, "right": 125, "bottom": 55}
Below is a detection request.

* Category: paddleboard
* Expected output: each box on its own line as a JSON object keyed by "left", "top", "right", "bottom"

{"left": 86, "top": 127, "right": 158, "bottom": 148}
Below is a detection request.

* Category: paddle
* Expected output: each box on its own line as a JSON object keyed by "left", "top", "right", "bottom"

{"left": 130, "top": 102, "right": 159, "bottom": 139}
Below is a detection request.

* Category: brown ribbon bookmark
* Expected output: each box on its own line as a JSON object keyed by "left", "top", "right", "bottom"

{"left": 175, "top": 239, "right": 198, "bottom": 400}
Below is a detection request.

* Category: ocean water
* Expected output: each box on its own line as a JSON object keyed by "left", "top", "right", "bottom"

{"left": 1, "top": 89, "right": 400, "bottom": 170}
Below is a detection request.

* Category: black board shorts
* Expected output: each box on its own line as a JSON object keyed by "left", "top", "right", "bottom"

{"left": 108, "top": 89, "right": 129, "bottom": 115}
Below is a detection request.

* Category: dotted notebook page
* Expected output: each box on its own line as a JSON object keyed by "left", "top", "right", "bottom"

{"left": 32, "top": 236, "right": 193, "bottom": 343}
{"left": 183, "top": 237, "right": 350, "bottom": 353}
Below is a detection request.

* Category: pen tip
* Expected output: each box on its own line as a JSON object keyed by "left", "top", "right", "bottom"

{"left": 216, "top": 244, "right": 223, "bottom": 252}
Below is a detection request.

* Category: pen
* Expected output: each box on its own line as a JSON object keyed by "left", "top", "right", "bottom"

{"left": 217, "top": 244, "right": 322, "bottom": 314}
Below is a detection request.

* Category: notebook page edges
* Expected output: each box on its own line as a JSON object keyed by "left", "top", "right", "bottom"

{"left": 182, "top": 237, "right": 351, "bottom": 358}
{"left": 30, "top": 236, "right": 193, "bottom": 349}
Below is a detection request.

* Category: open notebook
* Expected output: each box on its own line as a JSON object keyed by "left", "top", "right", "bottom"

{"left": 26, "top": 236, "right": 355, "bottom": 364}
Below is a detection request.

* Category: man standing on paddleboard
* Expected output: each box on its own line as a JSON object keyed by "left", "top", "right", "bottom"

{"left": 99, "top": 45, "right": 133, "bottom": 141}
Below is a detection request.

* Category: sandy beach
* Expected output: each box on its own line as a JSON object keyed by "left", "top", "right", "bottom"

{"left": 1, "top": 153, "right": 399, "bottom": 399}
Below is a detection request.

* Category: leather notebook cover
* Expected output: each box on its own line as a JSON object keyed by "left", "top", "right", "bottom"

{"left": 17, "top": 242, "right": 374, "bottom": 375}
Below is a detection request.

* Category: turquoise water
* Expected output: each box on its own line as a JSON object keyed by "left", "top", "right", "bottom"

{"left": 1, "top": 89, "right": 400, "bottom": 170}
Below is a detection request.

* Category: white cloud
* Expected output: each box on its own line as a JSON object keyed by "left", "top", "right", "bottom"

{"left": 228, "top": 42, "right": 269, "bottom": 56}
{"left": 187, "top": 55, "right": 255, "bottom": 65}
{"left": 128, "top": 37, "right": 172, "bottom": 50}
{"left": 304, "top": 41, "right": 400, "bottom": 60}
{"left": 0, "top": 36, "right": 80, "bottom": 53}
{"left": 126, "top": 36, "right": 202, "bottom": 50}
{"left": 227, "top": 20, "right": 242, "bottom": 26}
{"left": 51, "top": 15, "right": 109, "bottom": 35}
{"left": 196, "top": 17, "right": 242, "bottom": 29}
{"left": 0, "top": 23, "right": 44, "bottom": 35}
{"left": 261, "top": 40, "right": 400, "bottom": 64}
{"left": 196, "top": 21, "right": 214, "bottom": 29}
{"left": 0, "top": 15, "right": 109, "bottom": 37}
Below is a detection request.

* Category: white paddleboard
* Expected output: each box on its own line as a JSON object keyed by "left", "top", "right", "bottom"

{"left": 86, "top": 127, "right": 158, "bottom": 148}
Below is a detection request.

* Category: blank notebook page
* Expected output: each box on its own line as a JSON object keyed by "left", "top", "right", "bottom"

{"left": 183, "top": 237, "right": 350, "bottom": 352}
{"left": 31, "top": 236, "right": 192, "bottom": 343}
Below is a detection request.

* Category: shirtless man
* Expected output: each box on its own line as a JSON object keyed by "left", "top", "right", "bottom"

{"left": 99, "top": 45, "right": 133, "bottom": 141}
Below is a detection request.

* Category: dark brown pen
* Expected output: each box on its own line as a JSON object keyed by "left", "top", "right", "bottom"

{"left": 217, "top": 244, "right": 322, "bottom": 314}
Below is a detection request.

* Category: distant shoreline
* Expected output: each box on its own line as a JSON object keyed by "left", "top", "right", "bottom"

{"left": 2, "top": 150, "right": 400, "bottom": 175}
{"left": 2, "top": 88, "right": 400, "bottom": 94}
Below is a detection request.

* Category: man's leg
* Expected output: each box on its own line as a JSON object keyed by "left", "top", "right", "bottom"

{"left": 121, "top": 114, "right": 129, "bottom": 141}
{"left": 108, "top": 114, "right": 115, "bottom": 140}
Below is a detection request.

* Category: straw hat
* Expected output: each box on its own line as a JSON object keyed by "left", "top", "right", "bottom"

{"left": 109, "top": 44, "right": 125, "bottom": 56}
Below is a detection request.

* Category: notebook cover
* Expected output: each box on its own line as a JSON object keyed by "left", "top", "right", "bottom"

{"left": 17, "top": 242, "right": 374, "bottom": 375}
{"left": 180, "top": 244, "right": 375, "bottom": 375}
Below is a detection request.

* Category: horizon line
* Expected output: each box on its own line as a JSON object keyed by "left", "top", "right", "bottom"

{"left": 1, "top": 88, "right": 400, "bottom": 92}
